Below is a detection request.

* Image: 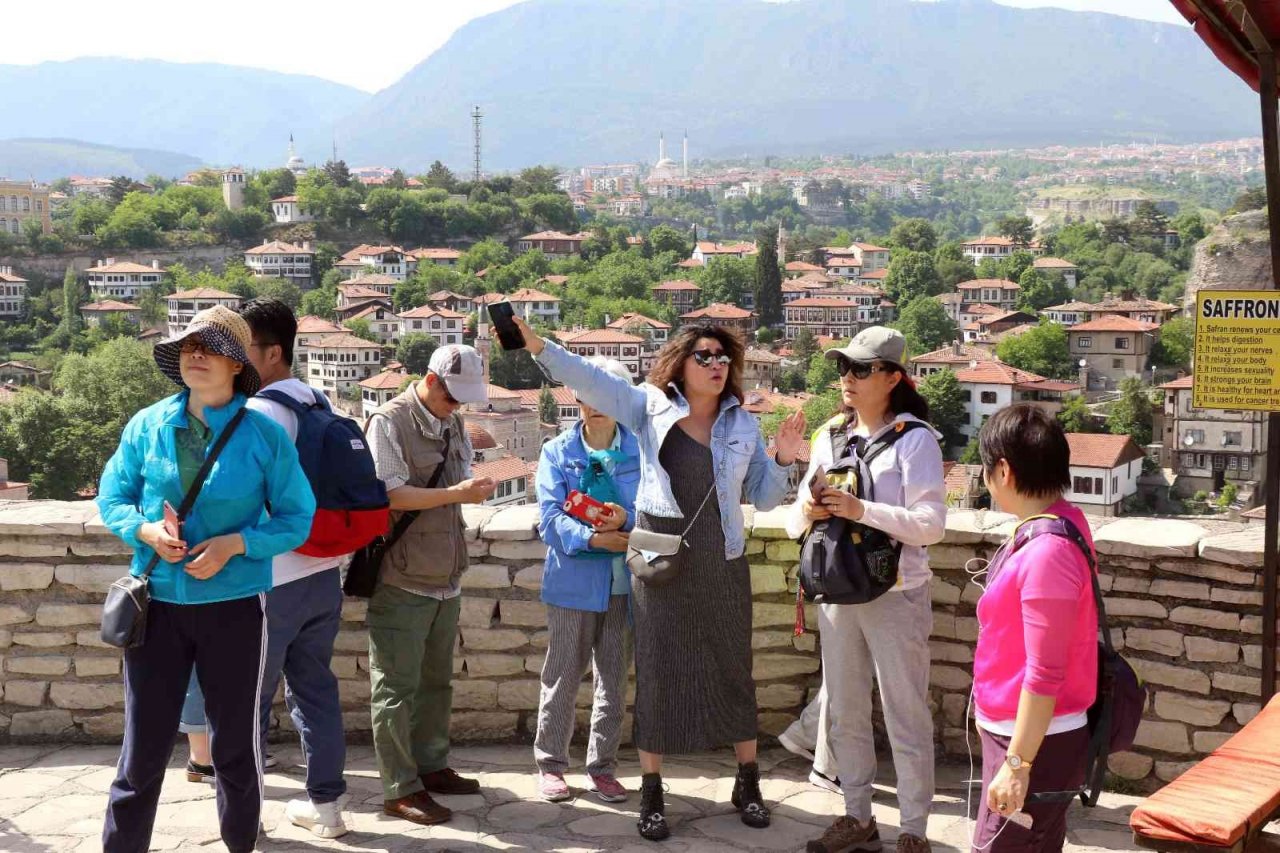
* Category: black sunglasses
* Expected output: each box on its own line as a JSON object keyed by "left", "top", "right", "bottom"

{"left": 691, "top": 349, "right": 731, "bottom": 368}
{"left": 836, "top": 358, "right": 890, "bottom": 380}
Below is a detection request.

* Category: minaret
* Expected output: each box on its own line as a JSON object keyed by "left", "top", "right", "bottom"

{"left": 476, "top": 317, "right": 492, "bottom": 391}
{"left": 658, "top": 132, "right": 666, "bottom": 163}
{"left": 682, "top": 131, "right": 689, "bottom": 178}
{"left": 777, "top": 223, "right": 787, "bottom": 262}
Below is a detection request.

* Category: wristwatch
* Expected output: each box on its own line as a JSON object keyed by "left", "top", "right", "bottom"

{"left": 1005, "top": 753, "right": 1033, "bottom": 772}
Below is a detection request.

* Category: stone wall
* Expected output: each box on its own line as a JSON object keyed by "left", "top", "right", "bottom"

{"left": 0, "top": 246, "right": 241, "bottom": 283}
{"left": 0, "top": 500, "right": 1270, "bottom": 792}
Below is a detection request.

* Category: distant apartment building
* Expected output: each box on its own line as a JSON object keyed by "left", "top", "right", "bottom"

{"left": 0, "top": 266, "right": 27, "bottom": 319}
{"left": 909, "top": 342, "right": 997, "bottom": 379}
{"left": 1032, "top": 256, "right": 1079, "bottom": 288}
{"left": 1067, "top": 315, "right": 1157, "bottom": 389}
{"left": 784, "top": 298, "right": 857, "bottom": 340}
{"left": 516, "top": 231, "right": 589, "bottom": 259}
{"left": 0, "top": 180, "right": 51, "bottom": 236}
{"left": 338, "top": 275, "right": 397, "bottom": 305}
{"left": 507, "top": 288, "right": 561, "bottom": 324}
{"left": 293, "top": 315, "right": 344, "bottom": 374}
{"left": 691, "top": 241, "right": 757, "bottom": 265}
{"left": 465, "top": 385, "right": 543, "bottom": 463}
{"left": 426, "top": 290, "right": 476, "bottom": 315}
{"left": 825, "top": 257, "right": 862, "bottom": 279}
{"left": 515, "top": 386, "right": 581, "bottom": 432}
{"left": 650, "top": 279, "right": 702, "bottom": 314}
{"left": 409, "top": 248, "right": 462, "bottom": 268}
{"left": 961, "top": 236, "right": 1043, "bottom": 264}
{"left": 399, "top": 305, "right": 465, "bottom": 347}
{"left": 956, "top": 279, "right": 1020, "bottom": 314}
{"left": 347, "top": 305, "right": 402, "bottom": 346}
{"left": 563, "top": 329, "right": 646, "bottom": 379}
{"left": 270, "top": 196, "right": 316, "bottom": 224}
{"left": 166, "top": 288, "right": 243, "bottom": 337}
{"left": 1159, "top": 374, "right": 1268, "bottom": 495}
{"left": 243, "top": 240, "right": 314, "bottom": 286}
{"left": 1043, "top": 300, "right": 1093, "bottom": 326}
{"left": 86, "top": 259, "right": 164, "bottom": 302}
{"left": 335, "top": 245, "right": 415, "bottom": 281}
{"left": 612, "top": 195, "right": 647, "bottom": 217}
{"left": 305, "top": 333, "right": 383, "bottom": 401}
{"left": 743, "top": 348, "right": 784, "bottom": 388}
{"left": 1084, "top": 294, "right": 1179, "bottom": 326}
{"left": 680, "top": 303, "right": 757, "bottom": 335}
{"left": 607, "top": 312, "right": 670, "bottom": 347}
{"left": 849, "top": 243, "right": 891, "bottom": 273}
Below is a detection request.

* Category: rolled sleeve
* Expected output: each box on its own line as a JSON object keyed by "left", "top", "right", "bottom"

{"left": 366, "top": 414, "right": 411, "bottom": 491}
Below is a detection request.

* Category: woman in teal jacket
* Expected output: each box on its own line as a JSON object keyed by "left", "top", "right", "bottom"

{"left": 98, "top": 306, "right": 315, "bottom": 853}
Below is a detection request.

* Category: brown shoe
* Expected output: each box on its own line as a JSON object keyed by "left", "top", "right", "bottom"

{"left": 383, "top": 791, "right": 451, "bottom": 825}
{"left": 806, "top": 815, "right": 883, "bottom": 853}
{"left": 421, "top": 767, "right": 480, "bottom": 795}
{"left": 896, "top": 834, "right": 931, "bottom": 853}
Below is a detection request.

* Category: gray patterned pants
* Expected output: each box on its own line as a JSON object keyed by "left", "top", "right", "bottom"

{"left": 533, "top": 596, "right": 631, "bottom": 777}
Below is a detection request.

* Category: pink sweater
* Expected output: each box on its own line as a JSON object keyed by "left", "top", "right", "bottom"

{"left": 973, "top": 500, "right": 1098, "bottom": 724}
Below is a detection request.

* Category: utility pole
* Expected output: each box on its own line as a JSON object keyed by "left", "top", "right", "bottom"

{"left": 472, "top": 105, "right": 483, "bottom": 184}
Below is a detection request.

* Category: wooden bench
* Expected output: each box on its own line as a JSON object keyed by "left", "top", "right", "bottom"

{"left": 1131, "top": 695, "right": 1280, "bottom": 853}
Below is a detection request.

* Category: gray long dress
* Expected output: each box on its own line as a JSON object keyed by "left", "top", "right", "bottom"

{"left": 631, "top": 425, "right": 756, "bottom": 753}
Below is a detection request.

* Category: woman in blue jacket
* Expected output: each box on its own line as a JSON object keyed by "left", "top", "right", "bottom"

{"left": 533, "top": 358, "right": 641, "bottom": 805}
{"left": 97, "top": 306, "right": 315, "bottom": 853}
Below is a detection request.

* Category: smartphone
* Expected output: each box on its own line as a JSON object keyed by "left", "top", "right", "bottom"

{"left": 487, "top": 301, "right": 526, "bottom": 351}
{"left": 809, "top": 465, "right": 827, "bottom": 501}
{"left": 564, "top": 490, "right": 612, "bottom": 525}
{"left": 162, "top": 500, "right": 182, "bottom": 541}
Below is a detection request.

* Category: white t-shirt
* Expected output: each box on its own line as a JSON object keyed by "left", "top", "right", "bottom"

{"left": 246, "top": 377, "right": 344, "bottom": 588}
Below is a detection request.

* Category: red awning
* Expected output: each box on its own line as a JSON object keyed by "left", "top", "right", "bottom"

{"left": 1170, "top": 0, "right": 1280, "bottom": 93}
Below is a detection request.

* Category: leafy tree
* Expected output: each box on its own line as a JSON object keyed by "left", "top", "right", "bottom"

{"left": 998, "top": 250, "right": 1035, "bottom": 286}
{"left": 538, "top": 385, "right": 558, "bottom": 425}
{"left": 106, "top": 176, "right": 145, "bottom": 206}
{"left": 1133, "top": 201, "right": 1170, "bottom": 237}
{"left": 61, "top": 266, "right": 83, "bottom": 338}
{"left": 806, "top": 352, "right": 840, "bottom": 394}
{"left": 884, "top": 251, "right": 943, "bottom": 307}
{"left": 893, "top": 297, "right": 957, "bottom": 356}
{"left": 423, "top": 160, "right": 457, "bottom": 192}
{"left": 488, "top": 342, "right": 543, "bottom": 390}
{"left": 343, "top": 317, "right": 379, "bottom": 344}
{"left": 1228, "top": 186, "right": 1266, "bottom": 214}
{"left": 801, "top": 390, "right": 841, "bottom": 435}
{"left": 1172, "top": 211, "right": 1207, "bottom": 245}
{"left": 960, "top": 435, "right": 983, "bottom": 465}
{"left": 312, "top": 243, "right": 340, "bottom": 281}
{"left": 323, "top": 160, "right": 353, "bottom": 188}
{"left": 460, "top": 239, "right": 512, "bottom": 274}
{"left": 889, "top": 218, "right": 938, "bottom": 253}
{"left": 254, "top": 278, "right": 303, "bottom": 311}
{"left": 995, "top": 215, "right": 1034, "bottom": 247}
{"left": 995, "top": 321, "right": 1073, "bottom": 380}
{"left": 1016, "top": 267, "right": 1070, "bottom": 312}
{"left": 301, "top": 285, "right": 337, "bottom": 320}
{"left": 1057, "top": 394, "right": 1098, "bottom": 434}
{"left": 754, "top": 225, "right": 784, "bottom": 327}
{"left": 1108, "top": 377, "right": 1155, "bottom": 447}
{"left": 918, "top": 368, "right": 965, "bottom": 446}
{"left": 1152, "top": 316, "right": 1193, "bottom": 370}
{"left": 646, "top": 224, "right": 691, "bottom": 259}
{"left": 257, "top": 168, "right": 296, "bottom": 200}
{"left": 791, "top": 328, "right": 819, "bottom": 366}
{"left": 696, "top": 257, "right": 755, "bottom": 306}
{"left": 396, "top": 333, "right": 439, "bottom": 375}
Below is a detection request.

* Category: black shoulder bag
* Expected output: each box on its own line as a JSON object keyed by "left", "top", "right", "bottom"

{"left": 344, "top": 429, "right": 452, "bottom": 598}
{"left": 100, "top": 407, "right": 249, "bottom": 649}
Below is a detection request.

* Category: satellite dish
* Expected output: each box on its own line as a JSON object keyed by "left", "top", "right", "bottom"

{"left": 1184, "top": 434, "right": 1195, "bottom": 447}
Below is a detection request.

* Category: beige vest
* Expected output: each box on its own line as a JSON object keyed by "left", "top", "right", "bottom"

{"left": 375, "top": 386, "right": 469, "bottom": 594}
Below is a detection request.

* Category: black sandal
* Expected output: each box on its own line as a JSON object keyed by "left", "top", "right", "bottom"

{"left": 638, "top": 772, "right": 671, "bottom": 841}
{"left": 732, "top": 762, "right": 771, "bottom": 829}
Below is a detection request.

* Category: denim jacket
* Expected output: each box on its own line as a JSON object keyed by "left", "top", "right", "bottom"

{"left": 534, "top": 341, "right": 793, "bottom": 560}
{"left": 536, "top": 421, "right": 641, "bottom": 612}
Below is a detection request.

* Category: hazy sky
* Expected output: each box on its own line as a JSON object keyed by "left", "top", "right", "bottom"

{"left": 6, "top": 0, "right": 1186, "bottom": 93}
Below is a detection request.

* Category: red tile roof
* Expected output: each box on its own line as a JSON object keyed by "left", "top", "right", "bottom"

{"left": 473, "top": 454, "right": 535, "bottom": 484}
{"left": 681, "top": 303, "right": 755, "bottom": 320}
{"left": 652, "top": 279, "right": 702, "bottom": 292}
{"left": 339, "top": 285, "right": 391, "bottom": 299}
{"left": 696, "top": 241, "right": 757, "bottom": 255}
{"left": 608, "top": 312, "right": 670, "bottom": 330}
{"left": 676, "top": 258, "right": 705, "bottom": 268}
{"left": 852, "top": 242, "right": 890, "bottom": 252}
{"left": 343, "top": 274, "right": 398, "bottom": 286}
{"left": 359, "top": 371, "right": 409, "bottom": 390}
{"left": 787, "top": 297, "right": 859, "bottom": 308}
{"left": 0, "top": 270, "right": 27, "bottom": 283}
{"left": 508, "top": 288, "right": 560, "bottom": 303}
{"left": 565, "top": 329, "right": 645, "bottom": 345}
{"left": 859, "top": 269, "right": 888, "bottom": 280}
{"left": 785, "top": 261, "right": 825, "bottom": 272}
{"left": 1088, "top": 297, "right": 1179, "bottom": 313}
{"left": 515, "top": 386, "right": 578, "bottom": 408}
{"left": 296, "top": 316, "right": 344, "bottom": 334}
{"left": 86, "top": 261, "right": 163, "bottom": 274}
{"left": 954, "top": 361, "right": 1049, "bottom": 385}
{"left": 466, "top": 422, "right": 498, "bottom": 450}
{"left": 911, "top": 343, "right": 997, "bottom": 364}
{"left": 1160, "top": 375, "right": 1195, "bottom": 390}
{"left": 958, "top": 278, "right": 1019, "bottom": 290}
{"left": 521, "top": 230, "right": 590, "bottom": 241}
{"left": 427, "top": 290, "right": 472, "bottom": 302}
{"left": 1065, "top": 433, "right": 1147, "bottom": 469}
{"left": 410, "top": 248, "right": 462, "bottom": 260}
{"left": 1033, "top": 256, "right": 1078, "bottom": 269}
{"left": 825, "top": 257, "right": 861, "bottom": 268}
{"left": 81, "top": 300, "right": 139, "bottom": 312}
{"left": 168, "top": 287, "right": 240, "bottom": 300}
{"left": 244, "top": 240, "right": 313, "bottom": 255}
{"left": 311, "top": 333, "right": 384, "bottom": 350}
{"left": 1068, "top": 316, "right": 1160, "bottom": 332}
{"left": 399, "top": 305, "right": 465, "bottom": 319}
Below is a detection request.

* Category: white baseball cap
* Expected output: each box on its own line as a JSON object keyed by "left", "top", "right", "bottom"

{"left": 428, "top": 344, "right": 488, "bottom": 404}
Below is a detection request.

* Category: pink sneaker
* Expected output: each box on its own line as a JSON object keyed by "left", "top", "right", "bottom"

{"left": 588, "top": 773, "right": 628, "bottom": 803}
{"left": 538, "top": 772, "right": 571, "bottom": 802}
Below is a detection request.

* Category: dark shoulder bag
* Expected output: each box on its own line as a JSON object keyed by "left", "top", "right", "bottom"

{"left": 344, "top": 430, "right": 452, "bottom": 598}
{"left": 100, "top": 408, "right": 249, "bottom": 649}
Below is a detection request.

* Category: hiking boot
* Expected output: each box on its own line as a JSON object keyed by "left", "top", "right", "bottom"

{"left": 731, "top": 761, "right": 771, "bottom": 829}
{"left": 420, "top": 767, "right": 480, "bottom": 795}
{"left": 285, "top": 798, "right": 348, "bottom": 839}
{"left": 637, "top": 772, "right": 670, "bottom": 841}
{"left": 806, "top": 815, "right": 883, "bottom": 853}
{"left": 383, "top": 791, "right": 451, "bottom": 826}
{"left": 537, "top": 771, "right": 571, "bottom": 802}
{"left": 588, "top": 772, "right": 628, "bottom": 803}
{"left": 185, "top": 759, "right": 215, "bottom": 784}
{"left": 896, "top": 834, "right": 932, "bottom": 853}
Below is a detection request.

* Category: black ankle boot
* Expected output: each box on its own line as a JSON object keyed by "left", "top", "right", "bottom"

{"left": 638, "top": 772, "right": 670, "bottom": 841}
{"left": 731, "top": 762, "right": 771, "bottom": 828}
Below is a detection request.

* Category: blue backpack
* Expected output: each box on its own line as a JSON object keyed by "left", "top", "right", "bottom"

{"left": 258, "top": 388, "right": 389, "bottom": 557}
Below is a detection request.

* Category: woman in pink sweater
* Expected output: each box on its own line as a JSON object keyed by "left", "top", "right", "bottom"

{"left": 971, "top": 404, "right": 1097, "bottom": 852}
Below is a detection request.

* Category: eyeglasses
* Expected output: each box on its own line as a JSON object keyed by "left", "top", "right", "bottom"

{"left": 691, "top": 349, "right": 731, "bottom": 368}
{"left": 836, "top": 358, "right": 891, "bottom": 380}
{"left": 179, "top": 339, "right": 212, "bottom": 356}
{"left": 431, "top": 373, "right": 460, "bottom": 406}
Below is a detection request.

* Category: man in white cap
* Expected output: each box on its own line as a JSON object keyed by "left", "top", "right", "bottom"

{"left": 363, "top": 344, "right": 496, "bottom": 826}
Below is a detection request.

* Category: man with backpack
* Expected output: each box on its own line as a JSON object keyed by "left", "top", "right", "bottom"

{"left": 240, "top": 298, "right": 387, "bottom": 839}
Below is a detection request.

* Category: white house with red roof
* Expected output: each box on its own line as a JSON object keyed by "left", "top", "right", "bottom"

{"left": 691, "top": 241, "right": 757, "bottom": 265}
{"left": 473, "top": 454, "right": 536, "bottom": 507}
{"left": 1032, "top": 256, "right": 1078, "bottom": 288}
{"left": 857, "top": 268, "right": 889, "bottom": 287}
{"left": 961, "top": 236, "right": 1044, "bottom": 264}
{"left": 166, "top": 288, "right": 242, "bottom": 337}
{"left": 409, "top": 248, "right": 462, "bottom": 268}
{"left": 304, "top": 332, "right": 384, "bottom": 401}
{"left": 651, "top": 279, "right": 701, "bottom": 314}
{"left": 957, "top": 279, "right": 1020, "bottom": 314}
{"left": 0, "top": 266, "right": 27, "bottom": 318}
{"left": 743, "top": 348, "right": 785, "bottom": 388}
{"left": 607, "top": 312, "right": 670, "bottom": 347}
{"left": 909, "top": 341, "right": 997, "bottom": 379}
{"left": 425, "top": 290, "right": 475, "bottom": 315}
{"left": 243, "top": 240, "right": 314, "bottom": 286}
{"left": 507, "top": 288, "right": 561, "bottom": 324}
{"left": 849, "top": 243, "right": 891, "bottom": 272}
{"left": 680, "top": 303, "right": 757, "bottom": 334}
{"left": 80, "top": 299, "right": 141, "bottom": 328}
{"left": 825, "top": 257, "right": 863, "bottom": 279}
{"left": 784, "top": 297, "right": 858, "bottom": 341}
{"left": 293, "top": 315, "right": 344, "bottom": 374}
{"left": 953, "top": 361, "right": 1080, "bottom": 438}
{"left": 1067, "top": 315, "right": 1158, "bottom": 389}
{"left": 337, "top": 283, "right": 395, "bottom": 310}
{"left": 562, "top": 329, "right": 647, "bottom": 380}
{"left": 784, "top": 261, "right": 825, "bottom": 277}
{"left": 1084, "top": 294, "right": 1179, "bottom": 326}
{"left": 347, "top": 304, "right": 403, "bottom": 346}
{"left": 516, "top": 231, "right": 589, "bottom": 259}
{"left": 1064, "top": 433, "right": 1147, "bottom": 515}
{"left": 1043, "top": 300, "right": 1093, "bottom": 326}
{"left": 1158, "top": 374, "right": 1269, "bottom": 495}
{"left": 270, "top": 195, "right": 316, "bottom": 224}
{"left": 399, "top": 305, "right": 465, "bottom": 347}
{"left": 336, "top": 245, "right": 415, "bottom": 281}
{"left": 86, "top": 258, "right": 164, "bottom": 301}
{"left": 359, "top": 370, "right": 409, "bottom": 419}
{"left": 515, "top": 386, "right": 581, "bottom": 432}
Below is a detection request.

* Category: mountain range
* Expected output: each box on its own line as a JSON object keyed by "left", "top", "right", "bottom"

{"left": 0, "top": 139, "right": 202, "bottom": 182}
{"left": 0, "top": 0, "right": 1260, "bottom": 176}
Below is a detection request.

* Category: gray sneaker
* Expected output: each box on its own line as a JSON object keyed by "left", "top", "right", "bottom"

{"left": 806, "top": 815, "right": 883, "bottom": 853}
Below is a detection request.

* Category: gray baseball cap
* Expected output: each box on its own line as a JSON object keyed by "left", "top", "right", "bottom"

{"left": 428, "top": 344, "right": 488, "bottom": 404}
{"left": 825, "top": 326, "right": 908, "bottom": 370}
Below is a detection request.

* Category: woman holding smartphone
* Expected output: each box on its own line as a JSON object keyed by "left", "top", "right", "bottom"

{"left": 786, "top": 327, "right": 946, "bottom": 853}
{"left": 97, "top": 306, "right": 315, "bottom": 853}
{"left": 512, "top": 315, "right": 805, "bottom": 842}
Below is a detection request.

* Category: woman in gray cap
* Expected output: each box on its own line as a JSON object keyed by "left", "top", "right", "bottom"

{"left": 786, "top": 326, "right": 947, "bottom": 853}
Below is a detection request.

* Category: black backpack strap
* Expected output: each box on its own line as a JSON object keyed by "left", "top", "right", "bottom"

{"left": 827, "top": 414, "right": 853, "bottom": 463}
{"left": 859, "top": 420, "right": 928, "bottom": 468}
{"left": 257, "top": 388, "right": 321, "bottom": 415}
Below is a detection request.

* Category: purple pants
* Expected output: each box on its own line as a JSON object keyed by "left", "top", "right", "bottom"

{"left": 972, "top": 726, "right": 1090, "bottom": 853}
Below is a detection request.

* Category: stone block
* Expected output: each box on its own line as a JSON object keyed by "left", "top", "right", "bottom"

{"left": 1103, "top": 598, "right": 1167, "bottom": 619}
{"left": 358, "top": 656, "right": 370, "bottom": 672}
{"left": 77, "top": 712, "right": 126, "bottom": 738}
{"left": 1158, "top": 559, "right": 1255, "bottom": 587}
{"left": 525, "top": 655, "right": 543, "bottom": 674}
{"left": 461, "top": 628, "right": 530, "bottom": 652}
{"left": 496, "top": 679, "right": 541, "bottom": 711}
{"left": 9, "top": 709, "right": 74, "bottom": 737}
{"left": 1212, "top": 587, "right": 1262, "bottom": 606}
{"left": 0, "top": 563, "right": 54, "bottom": 591}
{"left": 12, "top": 632, "right": 74, "bottom": 648}
{"left": 5, "top": 680, "right": 47, "bottom": 706}
{"left": 529, "top": 630, "right": 548, "bottom": 649}
{"left": 1149, "top": 579, "right": 1210, "bottom": 600}
{"left": 512, "top": 565, "right": 543, "bottom": 592}
{"left": 498, "top": 599, "right": 546, "bottom": 628}
{"left": 929, "top": 642, "right": 973, "bottom": 664}
{"left": 756, "top": 683, "right": 803, "bottom": 710}
{"left": 461, "top": 505, "right": 499, "bottom": 541}
{"left": 34, "top": 604, "right": 100, "bottom": 628}
{"left": 944, "top": 511, "right": 1016, "bottom": 545}
{"left": 929, "top": 544, "right": 981, "bottom": 570}
{"left": 342, "top": 710, "right": 373, "bottom": 731}
{"left": 1155, "top": 761, "right": 1197, "bottom": 783}
{"left": 329, "top": 656, "right": 358, "bottom": 679}
{"left": 1169, "top": 607, "right": 1240, "bottom": 631}
{"left": 1093, "top": 519, "right": 1205, "bottom": 559}
{"left": 1133, "top": 719, "right": 1190, "bottom": 754}
{"left": 1097, "top": 574, "right": 1115, "bottom": 592}
{"left": 1242, "top": 615, "right": 1263, "bottom": 635}
{"left": 0, "top": 629, "right": 10, "bottom": 648}
{"left": 1199, "top": 529, "right": 1266, "bottom": 567}
{"left": 481, "top": 505, "right": 541, "bottom": 540}
{"left": 1124, "top": 629, "right": 1183, "bottom": 658}
{"left": 1212, "top": 672, "right": 1261, "bottom": 696}
{"left": 930, "top": 578, "right": 962, "bottom": 605}
{"left": 75, "top": 631, "right": 112, "bottom": 649}
{"left": 942, "top": 694, "right": 968, "bottom": 726}
{"left": 0, "top": 501, "right": 96, "bottom": 535}
{"left": 464, "top": 654, "right": 524, "bottom": 678}
{"left": 53, "top": 564, "right": 122, "bottom": 594}
{"left": 749, "top": 564, "right": 789, "bottom": 595}
{"left": 450, "top": 706, "right": 519, "bottom": 732}
{"left": 489, "top": 540, "right": 547, "bottom": 561}
{"left": 931, "top": 614, "right": 957, "bottom": 640}
{"left": 51, "top": 682, "right": 124, "bottom": 710}
{"left": 337, "top": 679, "right": 371, "bottom": 703}
{"left": 765, "top": 541, "right": 801, "bottom": 563}
{"left": 332, "top": 631, "right": 368, "bottom": 653}
{"left": 955, "top": 617, "right": 978, "bottom": 642}
{"left": 341, "top": 600, "right": 368, "bottom": 622}
{"left": 1193, "top": 731, "right": 1234, "bottom": 754}
{"left": 69, "top": 537, "right": 133, "bottom": 557}
{"left": 452, "top": 679, "right": 498, "bottom": 710}
{"left": 793, "top": 632, "right": 816, "bottom": 652}
{"left": 752, "top": 631, "right": 793, "bottom": 650}
{"left": 1241, "top": 645, "right": 1280, "bottom": 671}
{"left": 459, "top": 597, "right": 498, "bottom": 628}
{"left": 1184, "top": 636, "right": 1239, "bottom": 664}
{"left": 757, "top": 712, "right": 798, "bottom": 737}
{"left": 1108, "top": 751, "right": 1154, "bottom": 781}
{"left": 463, "top": 563, "right": 513, "bottom": 590}
{"left": 752, "top": 654, "right": 820, "bottom": 680}
{"left": 1234, "top": 702, "right": 1261, "bottom": 725}
{"left": 0, "top": 605, "right": 33, "bottom": 626}
{"left": 960, "top": 581, "right": 984, "bottom": 606}
{"left": 1111, "top": 576, "right": 1151, "bottom": 594}
{"left": 752, "top": 603, "right": 798, "bottom": 628}
{"left": 1154, "top": 693, "right": 1231, "bottom": 727}
{"left": 0, "top": 535, "right": 70, "bottom": 558}
{"left": 1130, "top": 659, "right": 1210, "bottom": 695}
{"left": 750, "top": 508, "right": 791, "bottom": 539}
{"left": 744, "top": 539, "right": 764, "bottom": 556}
{"left": 6, "top": 654, "right": 71, "bottom": 675}
{"left": 466, "top": 541, "right": 489, "bottom": 559}
{"left": 929, "top": 666, "right": 973, "bottom": 691}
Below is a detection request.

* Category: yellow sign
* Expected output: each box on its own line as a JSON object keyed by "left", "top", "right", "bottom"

{"left": 1193, "top": 290, "right": 1280, "bottom": 412}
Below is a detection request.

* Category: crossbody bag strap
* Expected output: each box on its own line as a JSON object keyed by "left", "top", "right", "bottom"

{"left": 383, "top": 427, "right": 454, "bottom": 551}
{"left": 140, "top": 406, "right": 250, "bottom": 579}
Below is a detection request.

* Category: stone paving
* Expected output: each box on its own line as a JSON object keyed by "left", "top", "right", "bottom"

{"left": 0, "top": 743, "right": 1143, "bottom": 852}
